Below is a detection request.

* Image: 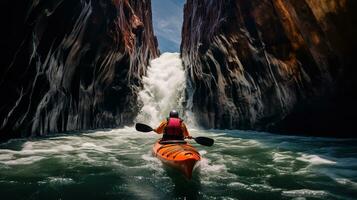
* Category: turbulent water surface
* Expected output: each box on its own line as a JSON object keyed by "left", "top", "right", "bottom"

{"left": 136, "top": 52, "right": 186, "bottom": 125}
{"left": 1, "top": 52, "right": 356, "bottom": 200}
{"left": 0, "top": 128, "right": 356, "bottom": 200}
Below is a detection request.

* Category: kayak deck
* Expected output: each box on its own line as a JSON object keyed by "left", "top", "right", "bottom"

{"left": 152, "top": 140, "right": 201, "bottom": 179}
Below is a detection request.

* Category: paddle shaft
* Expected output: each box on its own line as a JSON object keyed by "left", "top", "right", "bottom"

{"left": 135, "top": 123, "right": 214, "bottom": 146}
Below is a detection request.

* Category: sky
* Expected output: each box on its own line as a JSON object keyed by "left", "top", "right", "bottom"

{"left": 151, "top": 0, "right": 186, "bottom": 53}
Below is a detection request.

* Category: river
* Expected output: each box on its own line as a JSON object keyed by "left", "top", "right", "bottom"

{"left": 1, "top": 53, "right": 356, "bottom": 199}
{"left": 0, "top": 128, "right": 357, "bottom": 199}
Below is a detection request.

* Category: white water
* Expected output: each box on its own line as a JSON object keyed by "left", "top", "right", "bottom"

{"left": 136, "top": 52, "right": 187, "bottom": 126}
{"left": 2, "top": 52, "right": 356, "bottom": 199}
{"left": 1, "top": 128, "right": 357, "bottom": 199}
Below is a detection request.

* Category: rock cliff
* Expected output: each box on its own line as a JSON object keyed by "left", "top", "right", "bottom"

{"left": 181, "top": 0, "right": 357, "bottom": 136}
{"left": 0, "top": 0, "right": 158, "bottom": 141}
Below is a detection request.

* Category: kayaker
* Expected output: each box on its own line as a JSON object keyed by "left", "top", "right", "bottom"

{"left": 154, "top": 110, "right": 192, "bottom": 141}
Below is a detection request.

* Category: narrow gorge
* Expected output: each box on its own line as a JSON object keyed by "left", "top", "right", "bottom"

{"left": 1, "top": 0, "right": 356, "bottom": 142}
{"left": 1, "top": 1, "right": 357, "bottom": 199}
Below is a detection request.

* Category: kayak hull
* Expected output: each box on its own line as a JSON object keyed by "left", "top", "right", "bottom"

{"left": 152, "top": 140, "right": 201, "bottom": 179}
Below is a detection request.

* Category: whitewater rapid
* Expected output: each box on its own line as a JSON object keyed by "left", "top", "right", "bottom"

{"left": 1, "top": 53, "right": 357, "bottom": 199}
{"left": 136, "top": 52, "right": 187, "bottom": 126}
{"left": 0, "top": 128, "right": 356, "bottom": 199}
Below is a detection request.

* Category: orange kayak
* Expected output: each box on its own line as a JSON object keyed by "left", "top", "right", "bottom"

{"left": 152, "top": 140, "right": 201, "bottom": 179}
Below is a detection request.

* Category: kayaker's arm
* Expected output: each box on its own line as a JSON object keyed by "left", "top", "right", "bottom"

{"left": 181, "top": 122, "right": 192, "bottom": 139}
{"left": 154, "top": 120, "right": 167, "bottom": 134}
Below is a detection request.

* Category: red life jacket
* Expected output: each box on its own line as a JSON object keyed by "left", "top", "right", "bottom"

{"left": 163, "top": 118, "right": 183, "bottom": 140}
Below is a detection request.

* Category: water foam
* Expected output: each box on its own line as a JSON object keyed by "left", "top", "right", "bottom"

{"left": 0, "top": 128, "right": 356, "bottom": 199}
{"left": 282, "top": 189, "right": 329, "bottom": 198}
{"left": 136, "top": 52, "right": 194, "bottom": 126}
{"left": 297, "top": 154, "right": 336, "bottom": 165}
{"left": 3, "top": 156, "right": 45, "bottom": 165}
{"left": 46, "top": 177, "right": 75, "bottom": 185}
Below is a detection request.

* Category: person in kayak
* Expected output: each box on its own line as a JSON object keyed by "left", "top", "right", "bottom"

{"left": 154, "top": 110, "right": 192, "bottom": 141}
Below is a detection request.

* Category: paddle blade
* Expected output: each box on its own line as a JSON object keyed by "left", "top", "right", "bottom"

{"left": 135, "top": 123, "right": 154, "bottom": 132}
{"left": 194, "top": 137, "right": 214, "bottom": 146}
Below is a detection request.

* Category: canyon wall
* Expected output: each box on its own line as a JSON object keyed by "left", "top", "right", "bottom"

{"left": 0, "top": 0, "right": 159, "bottom": 141}
{"left": 181, "top": 0, "right": 357, "bottom": 136}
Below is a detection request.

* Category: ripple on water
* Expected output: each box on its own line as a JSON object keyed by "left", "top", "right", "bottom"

{"left": 79, "top": 142, "right": 111, "bottom": 153}
{"left": 335, "top": 178, "right": 357, "bottom": 190}
{"left": 140, "top": 152, "right": 165, "bottom": 173}
{"left": 38, "top": 177, "right": 75, "bottom": 185}
{"left": 282, "top": 189, "right": 329, "bottom": 199}
{"left": 0, "top": 153, "right": 14, "bottom": 161}
{"left": 272, "top": 151, "right": 295, "bottom": 163}
{"left": 296, "top": 154, "right": 337, "bottom": 165}
{"left": 2, "top": 156, "right": 45, "bottom": 165}
{"left": 0, "top": 128, "right": 356, "bottom": 200}
{"left": 228, "top": 182, "right": 254, "bottom": 191}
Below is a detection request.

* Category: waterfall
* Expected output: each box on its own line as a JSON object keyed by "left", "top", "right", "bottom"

{"left": 136, "top": 52, "right": 189, "bottom": 126}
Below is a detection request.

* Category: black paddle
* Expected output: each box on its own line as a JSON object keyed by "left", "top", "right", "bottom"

{"left": 135, "top": 123, "right": 214, "bottom": 147}
{"left": 135, "top": 123, "right": 154, "bottom": 132}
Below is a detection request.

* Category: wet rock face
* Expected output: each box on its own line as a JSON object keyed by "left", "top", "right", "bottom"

{"left": 181, "top": 0, "right": 357, "bottom": 135}
{"left": 0, "top": 0, "right": 158, "bottom": 141}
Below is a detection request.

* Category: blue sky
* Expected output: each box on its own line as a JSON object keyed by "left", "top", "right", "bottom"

{"left": 151, "top": 0, "right": 185, "bottom": 53}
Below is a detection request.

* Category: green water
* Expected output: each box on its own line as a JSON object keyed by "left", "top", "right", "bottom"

{"left": 0, "top": 128, "right": 356, "bottom": 200}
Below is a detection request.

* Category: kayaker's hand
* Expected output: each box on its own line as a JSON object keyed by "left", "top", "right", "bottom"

{"left": 185, "top": 136, "right": 193, "bottom": 139}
